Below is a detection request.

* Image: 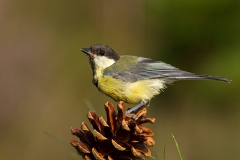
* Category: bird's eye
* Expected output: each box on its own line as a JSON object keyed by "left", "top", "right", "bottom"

{"left": 100, "top": 50, "right": 105, "bottom": 56}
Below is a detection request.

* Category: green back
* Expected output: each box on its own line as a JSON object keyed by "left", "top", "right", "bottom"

{"left": 103, "top": 56, "right": 138, "bottom": 76}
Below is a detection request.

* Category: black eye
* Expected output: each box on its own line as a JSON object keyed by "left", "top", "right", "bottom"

{"left": 100, "top": 50, "right": 105, "bottom": 56}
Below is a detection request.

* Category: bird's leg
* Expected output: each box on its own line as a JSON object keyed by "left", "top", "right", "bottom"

{"left": 125, "top": 100, "right": 150, "bottom": 117}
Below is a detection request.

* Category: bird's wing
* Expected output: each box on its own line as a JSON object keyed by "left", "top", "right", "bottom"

{"left": 103, "top": 56, "right": 191, "bottom": 83}
{"left": 103, "top": 56, "right": 230, "bottom": 83}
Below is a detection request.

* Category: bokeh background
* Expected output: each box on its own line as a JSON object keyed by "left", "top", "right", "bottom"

{"left": 0, "top": 0, "right": 239, "bottom": 159}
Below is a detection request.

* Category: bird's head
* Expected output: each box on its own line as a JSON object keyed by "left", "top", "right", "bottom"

{"left": 81, "top": 44, "right": 120, "bottom": 70}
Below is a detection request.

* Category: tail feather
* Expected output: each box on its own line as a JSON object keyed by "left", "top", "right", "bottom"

{"left": 165, "top": 73, "right": 231, "bottom": 83}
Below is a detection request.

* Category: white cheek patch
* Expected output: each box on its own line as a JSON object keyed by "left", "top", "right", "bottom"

{"left": 94, "top": 56, "right": 115, "bottom": 70}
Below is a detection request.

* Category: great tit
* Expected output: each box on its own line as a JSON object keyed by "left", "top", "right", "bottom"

{"left": 81, "top": 44, "right": 231, "bottom": 115}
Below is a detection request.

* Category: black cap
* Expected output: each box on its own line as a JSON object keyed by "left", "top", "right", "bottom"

{"left": 81, "top": 44, "right": 120, "bottom": 61}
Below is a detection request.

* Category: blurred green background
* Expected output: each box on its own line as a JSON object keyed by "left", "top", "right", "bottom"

{"left": 0, "top": 0, "right": 239, "bottom": 159}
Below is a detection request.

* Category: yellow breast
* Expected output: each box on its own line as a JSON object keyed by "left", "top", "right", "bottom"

{"left": 97, "top": 74, "right": 166, "bottom": 104}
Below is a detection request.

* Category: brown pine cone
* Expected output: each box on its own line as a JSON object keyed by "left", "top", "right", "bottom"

{"left": 70, "top": 101, "right": 156, "bottom": 160}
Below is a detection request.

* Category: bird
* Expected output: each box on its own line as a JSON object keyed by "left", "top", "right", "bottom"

{"left": 81, "top": 44, "right": 231, "bottom": 115}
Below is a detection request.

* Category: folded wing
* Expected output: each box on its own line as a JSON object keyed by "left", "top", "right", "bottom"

{"left": 103, "top": 56, "right": 230, "bottom": 83}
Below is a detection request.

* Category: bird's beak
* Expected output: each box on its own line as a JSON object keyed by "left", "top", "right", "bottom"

{"left": 80, "top": 48, "right": 91, "bottom": 55}
{"left": 80, "top": 48, "right": 95, "bottom": 58}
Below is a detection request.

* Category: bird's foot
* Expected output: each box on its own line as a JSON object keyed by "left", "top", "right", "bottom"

{"left": 125, "top": 100, "right": 150, "bottom": 119}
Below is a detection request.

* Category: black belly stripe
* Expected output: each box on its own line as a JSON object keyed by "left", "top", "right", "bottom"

{"left": 93, "top": 79, "right": 98, "bottom": 88}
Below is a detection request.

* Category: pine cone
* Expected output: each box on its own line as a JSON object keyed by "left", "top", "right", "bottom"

{"left": 70, "top": 101, "right": 156, "bottom": 160}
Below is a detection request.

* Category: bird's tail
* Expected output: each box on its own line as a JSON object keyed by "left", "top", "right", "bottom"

{"left": 164, "top": 73, "right": 231, "bottom": 84}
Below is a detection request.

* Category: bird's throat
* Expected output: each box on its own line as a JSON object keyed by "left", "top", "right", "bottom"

{"left": 92, "top": 68, "right": 103, "bottom": 88}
